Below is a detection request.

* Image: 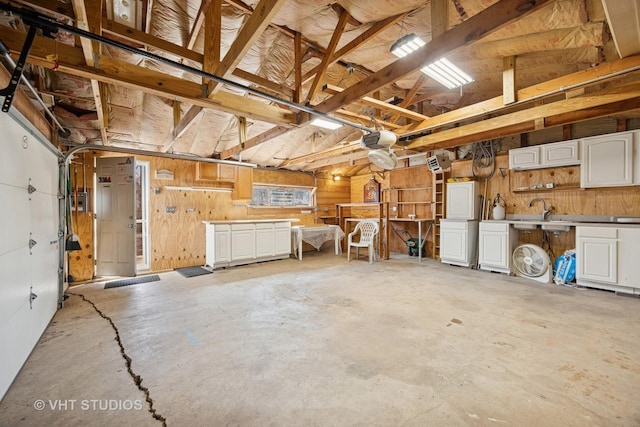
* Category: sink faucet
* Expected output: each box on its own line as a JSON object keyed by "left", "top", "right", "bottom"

{"left": 529, "top": 198, "right": 552, "bottom": 220}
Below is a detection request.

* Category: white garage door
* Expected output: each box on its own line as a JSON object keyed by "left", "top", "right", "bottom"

{"left": 0, "top": 111, "right": 60, "bottom": 400}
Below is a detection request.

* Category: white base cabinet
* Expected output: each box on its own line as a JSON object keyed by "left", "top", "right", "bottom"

{"left": 576, "top": 226, "right": 640, "bottom": 294}
{"left": 204, "top": 220, "right": 293, "bottom": 269}
{"left": 440, "top": 220, "right": 478, "bottom": 268}
{"left": 478, "top": 221, "right": 518, "bottom": 274}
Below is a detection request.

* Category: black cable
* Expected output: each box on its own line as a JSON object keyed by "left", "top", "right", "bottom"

{"left": 68, "top": 292, "right": 167, "bottom": 426}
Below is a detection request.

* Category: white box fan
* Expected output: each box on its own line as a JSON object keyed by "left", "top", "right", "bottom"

{"left": 512, "top": 244, "right": 552, "bottom": 283}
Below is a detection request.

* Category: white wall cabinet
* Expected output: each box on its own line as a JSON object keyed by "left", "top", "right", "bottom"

{"left": 446, "top": 181, "right": 479, "bottom": 220}
{"left": 509, "top": 146, "right": 540, "bottom": 170}
{"left": 440, "top": 220, "right": 478, "bottom": 267}
{"left": 576, "top": 226, "right": 640, "bottom": 294}
{"left": 580, "top": 131, "right": 634, "bottom": 188}
{"left": 541, "top": 140, "right": 580, "bottom": 167}
{"left": 478, "top": 221, "right": 518, "bottom": 274}
{"left": 509, "top": 140, "right": 580, "bottom": 170}
{"left": 634, "top": 130, "right": 640, "bottom": 185}
{"left": 204, "top": 220, "right": 293, "bottom": 269}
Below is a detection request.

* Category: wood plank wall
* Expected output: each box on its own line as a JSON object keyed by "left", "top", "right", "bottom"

{"left": 68, "top": 156, "right": 352, "bottom": 281}
{"left": 348, "top": 153, "right": 640, "bottom": 261}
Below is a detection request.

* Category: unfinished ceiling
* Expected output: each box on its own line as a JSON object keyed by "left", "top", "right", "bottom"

{"left": 1, "top": 0, "right": 640, "bottom": 176}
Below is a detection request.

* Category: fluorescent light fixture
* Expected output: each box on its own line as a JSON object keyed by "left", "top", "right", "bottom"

{"left": 390, "top": 33, "right": 426, "bottom": 58}
{"left": 311, "top": 118, "right": 342, "bottom": 130}
{"left": 421, "top": 58, "right": 474, "bottom": 89}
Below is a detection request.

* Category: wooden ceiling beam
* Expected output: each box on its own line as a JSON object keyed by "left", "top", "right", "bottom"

{"left": 300, "top": 12, "right": 404, "bottom": 85}
{"left": 299, "top": 81, "right": 640, "bottom": 169}
{"left": 396, "top": 54, "right": 640, "bottom": 137}
{"left": 72, "top": 0, "right": 109, "bottom": 145}
{"left": 0, "top": 27, "right": 297, "bottom": 125}
{"left": 323, "top": 84, "right": 429, "bottom": 122}
{"left": 9, "top": 0, "right": 75, "bottom": 19}
{"left": 187, "top": 0, "right": 211, "bottom": 50}
{"left": 220, "top": 125, "right": 290, "bottom": 158}
{"left": 416, "top": 83, "right": 640, "bottom": 152}
{"left": 305, "top": 5, "right": 350, "bottom": 103}
{"left": 102, "top": 17, "right": 293, "bottom": 97}
{"left": 314, "top": 0, "right": 553, "bottom": 115}
{"left": 207, "top": 0, "right": 287, "bottom": 95}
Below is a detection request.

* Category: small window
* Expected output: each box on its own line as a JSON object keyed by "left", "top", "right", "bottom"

{"left": 249, "top": 184, "right": 315, "bottom": 208}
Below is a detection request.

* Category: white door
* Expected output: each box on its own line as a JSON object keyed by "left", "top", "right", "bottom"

{"left": 509, "top": 146, "right": 540, "bottom": 170}
{"left": 96, "top": 157, "right": 136, "bottom": 277}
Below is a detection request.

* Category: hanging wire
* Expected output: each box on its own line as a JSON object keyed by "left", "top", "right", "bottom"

{"left": 471, "top": 140, "right": 496, "bottom": 180}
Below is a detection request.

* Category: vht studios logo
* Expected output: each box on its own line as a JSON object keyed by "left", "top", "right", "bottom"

{"left": 33, "top": 399, "right": 143, "bottom": 411}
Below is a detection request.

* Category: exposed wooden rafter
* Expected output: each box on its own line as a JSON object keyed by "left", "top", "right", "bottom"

{"left": 70, "top": 0, "right": 109, "bottom": 145}
{"left": 0, "top": 26, "right": 298, "bottom": 125}
{"left": 323, "top": 84, "right": 429, "bottom": 122}
{"left": 304, "top": 6, "right": 351, "bottom": 103}
{"left": 314, "top": 0, "right": 553, "bottom": 115}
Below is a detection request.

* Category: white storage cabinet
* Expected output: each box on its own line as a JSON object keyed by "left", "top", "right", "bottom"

{"left": 478, "top": 221, "right": 518, "bottom": 274}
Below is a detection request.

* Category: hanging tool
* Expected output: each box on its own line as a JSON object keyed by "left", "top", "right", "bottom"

{"left": 65, "top": 164, "right": 81, "bottom": 252}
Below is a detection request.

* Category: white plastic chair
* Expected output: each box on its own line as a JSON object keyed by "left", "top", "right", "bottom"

{"left": 347, "top": 220, "right": 379, "bottom": 264}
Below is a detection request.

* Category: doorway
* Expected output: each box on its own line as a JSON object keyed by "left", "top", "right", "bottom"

{"left": 135, "top": 161, "right": 150, "bottom": 272}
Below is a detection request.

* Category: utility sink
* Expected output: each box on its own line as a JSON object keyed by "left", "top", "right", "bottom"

{"left": 511, "top": 221, "right": 538, "bottom": 230}
{"left": 506, "top": 219, "right": 574, "bottom": 232}
{"left": 540, "top": 222, "right": 572, "bottom": 232}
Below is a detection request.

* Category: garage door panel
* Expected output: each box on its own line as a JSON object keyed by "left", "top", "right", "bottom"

{"left": 0, "top": 247, "right": 30, "bottom": 326}
{"left": 0, "top": 185, "right": 30, "bottom": 256}
{"left": 0, "top": 280, "right": 57, "bottom": 400}
{"left": 30, "top": 192, "right": 58, "bottom": 240}
{"left": 30, "top": 240, "right": 60, "bottom": 293}
{"left": 27, "top": 145, "right": 59, "bottom": 195}
{"left": 0, "top": 125, "right": 29, "bottom": 187}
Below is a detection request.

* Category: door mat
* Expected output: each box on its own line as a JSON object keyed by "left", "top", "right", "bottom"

{"left": 104, "top": 275, "right": 161, "bottom": 289}
{"left": 176, "top": 266, "right": 213, "bottom": 278}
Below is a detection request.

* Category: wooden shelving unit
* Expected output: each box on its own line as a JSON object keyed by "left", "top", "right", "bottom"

{"left": 431, "top": 170, "right": 446, "bottom": 260}
{"left": 509, "top": 165, "right": 580, "bottom": 193}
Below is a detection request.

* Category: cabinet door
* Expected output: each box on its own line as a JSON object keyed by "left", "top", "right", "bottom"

{"left": 542, "top": 140, "right": 579, "bottom": 167}
{"left": 255, "top": 223, "right": 275, "bottom": 257}
{"left": 576, "top": 230, "right": 617, "bottom": 284}
{"left": 509, "top": 146, "right": 540, "bottom": 170}
{"left": 214, "top": 228, "right": 231, "bottom": 263}
{"left": 634, "top": 131, "right": 640, "bottom": 185}
{"left": 440, "top": 227, "right": 468, "bottom": 263}
{"left": 274, "top": 222, "right": 291, "bottom": 255}
{"left": 479, "top": 230, "right": 508, "bottom": 268}
{"left": 581, "top": 132, "right": 633, "bottom": 187}
{"left": 446, "top": 182, "right": 478, "bottom": 220}
{"left": 231, "top": 224, "right": 256, "bottom": 260}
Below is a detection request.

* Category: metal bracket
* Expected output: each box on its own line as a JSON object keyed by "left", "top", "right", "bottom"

{"left": 0, "top": 25, "right": 37, "bottom": 112}
{"left": 29, "top": 232, "right": 37, "bottom": 254}
{"left": 30, "top": 286, "right": 38, "bottom": 309}
{"left": 28, "top": 178, "right": 36, "bottom": 199}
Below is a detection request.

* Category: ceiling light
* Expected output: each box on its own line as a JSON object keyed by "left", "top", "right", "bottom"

{"left": 421, "top": 58, "right": 474, "bottom": 89}
{"left": 311, "top": 118, "right": 342, "bottom": 130}
{"left": 390, "top": 33, "right": 426, "bottom": 58}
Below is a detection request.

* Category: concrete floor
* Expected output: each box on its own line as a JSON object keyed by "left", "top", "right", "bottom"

{"left": 1, "top": 248, "right": 639, "bottom": 426}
